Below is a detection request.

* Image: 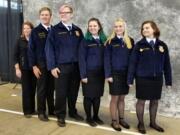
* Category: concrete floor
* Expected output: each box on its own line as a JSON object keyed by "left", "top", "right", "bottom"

{"left": 0, "top": 83, "right": 179, "bottom": 135}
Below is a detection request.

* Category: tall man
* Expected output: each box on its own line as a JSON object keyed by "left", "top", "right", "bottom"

{"left": 28, "top": 7, "right": 55, "bottom": 121}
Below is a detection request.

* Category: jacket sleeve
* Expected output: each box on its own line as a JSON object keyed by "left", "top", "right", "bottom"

{"left": 163, "top": 44, "right": 172, "bottom": 86}
{"left": 127, "top": 44, "right": 139, "bottom": 85}
{"left": 78, "top": 39, "right": 87, "bottom": 79}
{"left": 104, "top": 43, "right": 112, "bottom": 78}
{"left": 45, "top": 28, "right": 56, "bottom": 71}
{"left": 28, "top": 29, "right": 37, "bottom": 67}
{"left": 13, "top": 38, "right": 20, "bottom": 65}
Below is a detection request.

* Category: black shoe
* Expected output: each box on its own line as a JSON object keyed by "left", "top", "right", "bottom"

{"left": 111, "top": 120, "right": 121, "bottom": 131}
{"left": 57, "top": 118, "right": 66, "bottom": 127}
{"left": 38, "top": 114, "right": 49, "bottom": 122}
{"left": 150, "top": 123, "right": 164, "bottom": 132}
{"left": 49, "top": 112, "right": 56, "bottom": 117}
{"left": 119, "top": 119, "right": 130, "bottom": 129}
{"left": 32, "top": 111, "right": 38, "bottom": 115}
{"left": 69, "top": 113, "right": 84, "bottom": 121}
{"left": 137, "top": 123, "right": 146, "bottom": 134}
{"left": 86, "top": 119, "right": 97, "bottom": 127}
{"left": 93, "top": 116, "right": 104, "bottom": 125}
{"left": 24, "top": 114, "right": 32, "bottom": 118}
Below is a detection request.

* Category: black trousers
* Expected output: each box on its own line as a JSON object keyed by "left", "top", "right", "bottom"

{"left": 55, "top": 63, "right": 80, "bottom": 119}
{"left": 21, "top": 70, "right": 36, "bottom": 115}
{"left": 37, "top": 68, "right": 55, "bottom": 114}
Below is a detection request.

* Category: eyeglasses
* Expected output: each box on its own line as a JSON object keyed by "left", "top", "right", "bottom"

{"left": 59, "top": 11, "right": 72, "bottom": 15}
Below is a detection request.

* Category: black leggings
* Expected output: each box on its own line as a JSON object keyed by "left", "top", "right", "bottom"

{"left": 83, "top": 97, "right": 100, "bottom": 120}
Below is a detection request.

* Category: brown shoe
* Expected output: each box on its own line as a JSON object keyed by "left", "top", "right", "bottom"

{"left": 111, "top": 120, "right": 121, "bottom": 131}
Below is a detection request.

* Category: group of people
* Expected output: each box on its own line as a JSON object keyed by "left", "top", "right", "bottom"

{"left": 13, "top": 3, "right": 172, "bottom": 134}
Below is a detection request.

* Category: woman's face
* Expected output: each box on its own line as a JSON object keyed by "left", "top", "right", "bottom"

{"left": 142, "top": 23, "right": 154, "bottom": 38}
{"left": 88, "top": 21, "right": 100, "bottom": 36}
{"left": 23, "top": 24, "right": 32, "bottom": 37}
{"left": 114, "top": 21, "right": 125, "bottom": 36}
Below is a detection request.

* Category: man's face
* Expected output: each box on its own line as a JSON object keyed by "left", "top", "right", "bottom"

{"left": 39, "top": 10, "right": 51, "bottom": 25}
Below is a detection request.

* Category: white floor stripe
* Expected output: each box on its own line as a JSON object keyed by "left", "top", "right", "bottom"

{"left": 0, "top": 108, "right": 146, "bottom": 135}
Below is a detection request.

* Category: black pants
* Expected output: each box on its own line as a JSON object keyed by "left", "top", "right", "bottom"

{"left": 37, "top": 68, "right": 55, "bottom": 114}
{"left": 55, "top": 63, "right": 80, "bottom": 119}
{"left": 83, "top": 97, "right": 100, "bottom": 119}
{"left": 21, "top": 70, "right": 36, "bottom": 115}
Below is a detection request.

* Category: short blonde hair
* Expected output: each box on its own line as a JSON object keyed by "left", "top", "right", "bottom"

{"left": 106, "top": 18, "right": 132, "bottom": 49}
{"left": 59, "top": 4, "right": 73, "bottom": 13}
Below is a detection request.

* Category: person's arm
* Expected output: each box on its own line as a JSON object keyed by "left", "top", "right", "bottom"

{"left": 14, "top": 39, "right": 22, "bottom": 78}
{"left": 45, "top": 28, "right": 60, "bottom": 78}
{"left": 104, "top": 43, "right": 113, "bottom": 83}
{"left": 127, "top": 44, "right": 139, "bottom": 86}
{"left": 163, "top": 43, "right": 172, "bottom": 87}
{"left": 79, "top": 39, "right": 88, "bottom": 83}
{"left": 28, "top": 30, "right": 41, "bottom": 79}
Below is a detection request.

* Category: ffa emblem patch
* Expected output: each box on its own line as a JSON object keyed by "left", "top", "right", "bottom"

{"left": 140, "top": 48, "right": 143, "bottom": 52}
{"left": 75, "top": 31, "right": 80, "bottom": 36}
{"left": 113, "top": 44, "right": 120, "bottom": 47}
{"left": 159, "top": 46, "right": 164, "bottom": 52}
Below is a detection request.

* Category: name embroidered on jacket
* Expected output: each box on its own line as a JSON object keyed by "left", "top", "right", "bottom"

{"left": 38, "top": 32, "right": 46, "bottom": 38}
{"left": 88, "top": 44, "right": 98, "bottom": 47}
{"left": 139, "top": 47, "right": 150, "bottom": 52}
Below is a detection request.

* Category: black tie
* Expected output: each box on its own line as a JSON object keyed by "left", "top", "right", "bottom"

{"left": 149, "top": 40, "right": 155, "bottom": 47}
{"left": 47, "top": 27, "right": 51, "bottom": 32}
{"left": 67, "top": 26, "right": 72, "bottom": 31}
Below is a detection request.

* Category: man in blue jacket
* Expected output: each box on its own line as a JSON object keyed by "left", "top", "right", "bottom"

{"left": 28, "top": 7, "right": 55, "bottom": 122}
{"left": 45, "top": 4, "right": 84, "bottom": 127}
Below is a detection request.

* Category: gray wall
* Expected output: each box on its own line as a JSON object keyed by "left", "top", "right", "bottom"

{"left": 22, "top": 0, "right": 180, "bottom": 117}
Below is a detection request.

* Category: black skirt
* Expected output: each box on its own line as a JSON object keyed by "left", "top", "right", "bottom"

{"left": 136, "top": 76, "right": 163, "bottom": 100}
{"left": 109, "top": 71, "right": 129, "bottom": 95}
{"left": 82, "top": 70, "right": 104, "bottom": 98}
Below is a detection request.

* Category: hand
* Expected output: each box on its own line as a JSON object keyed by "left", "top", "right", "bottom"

{"left": 33, "top": 66, "right": 41, "bottom": 79}
{"left": 15, "top": 68, "right": 22, "bottom": 78}
{"left": 129, "top": 84, "right": 133, "bottom": 87}
{"left": 51, "top": 68, "right": 60, "bottom": 78}
{"left": 81, "top": 78, "right": 88, "bottom": 83}
{"left": 106, "top": 77, "right": 113, "bottom": 83}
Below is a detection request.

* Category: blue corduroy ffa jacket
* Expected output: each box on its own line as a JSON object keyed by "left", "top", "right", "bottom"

{"left": 104, "top": 36, "right": 134, "bottom": 78}
{"left": 79, "top": 38, "right": 104, "bottom": 79}
{"left": 127, "top": 38, "right": 172, "bottom": 86}
{"left": 28, "top": 23, "right": 50, "bottom": 68}
{"left": 45, "top": 22, "right": 83, "bottom": 70}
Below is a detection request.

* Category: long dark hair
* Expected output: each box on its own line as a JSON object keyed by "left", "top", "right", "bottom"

{"left": 85, "top": 17, "right": 107, "bottom": 44}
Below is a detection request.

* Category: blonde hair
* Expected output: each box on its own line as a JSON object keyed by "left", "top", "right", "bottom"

{"left": 106, "top": 18, "right": 132, "bottom": 49}
{"left": 59, "top": 4, "right": 73, "bottom": 13}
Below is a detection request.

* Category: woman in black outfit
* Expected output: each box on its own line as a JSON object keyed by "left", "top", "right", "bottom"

{"left": 14, "top": 21, "right": 36, "bottom": 118}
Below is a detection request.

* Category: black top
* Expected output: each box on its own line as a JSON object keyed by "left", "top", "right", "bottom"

{"left": 14, "top": 37, "right": 31, "bottom": 70}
